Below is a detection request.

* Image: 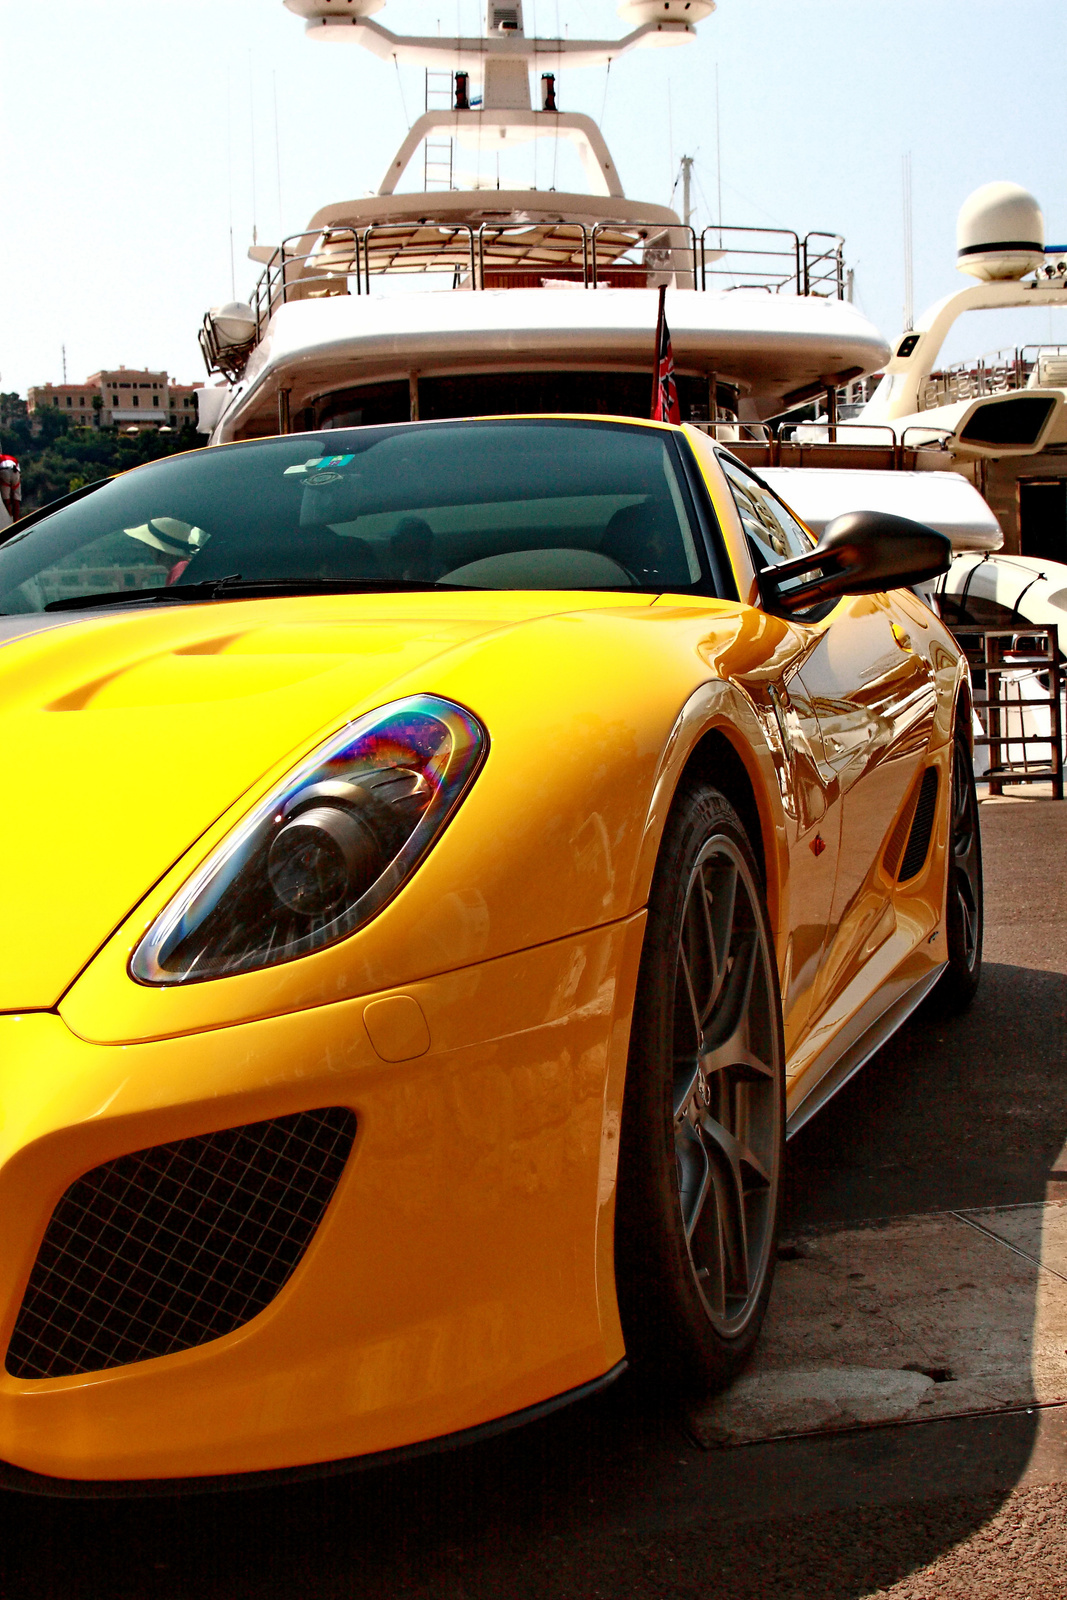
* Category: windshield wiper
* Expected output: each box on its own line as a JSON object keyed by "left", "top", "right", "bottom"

{"left": 42, "top": 576, "right": 485, "bottom": 612}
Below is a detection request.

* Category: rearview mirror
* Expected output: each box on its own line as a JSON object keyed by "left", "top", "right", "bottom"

{"left": 759, "top": 509, "right": 951, "bottom": 615}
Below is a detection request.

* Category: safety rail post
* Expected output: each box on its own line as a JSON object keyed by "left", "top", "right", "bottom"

{"left": 476, "top": 221, "right": 588, "bottom": 288}
{"left": 802, "top": 233, "right": 846, "bottom": 299}
{"left": 1053, "top": 648, "right": 1064, "bottom": 800}
{"left": 699, "top": 225, "right": 802, "bottom": 294}
{"left": 954, "top": 626, "right": 1065, "bottom": 798}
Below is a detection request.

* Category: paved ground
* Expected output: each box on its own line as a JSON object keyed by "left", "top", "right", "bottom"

{"left": 7, "top": 797, "right": 1067, "bottom": 1599}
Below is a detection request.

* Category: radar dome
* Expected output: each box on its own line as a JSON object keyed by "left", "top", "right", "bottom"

{"left": 957, "top": 182, "right": 1045, "bottom": 281}
{"left": 284, "top": 0, "right": 385, "bottom": 22}
{"left": 618, "top": 1, "right": 716, "bottom": 25}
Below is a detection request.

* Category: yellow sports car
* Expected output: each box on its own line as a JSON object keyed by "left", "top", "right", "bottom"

{"left": 0, "top": 415, "right": 978, "bottom": 1491}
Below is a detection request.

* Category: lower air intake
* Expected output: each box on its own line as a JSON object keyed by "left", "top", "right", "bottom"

{"left": 6, "top": 1106, "right": 356, "bottom": 1381}
{"left": 899, "top": 767, "right": 940, "bottom": 882}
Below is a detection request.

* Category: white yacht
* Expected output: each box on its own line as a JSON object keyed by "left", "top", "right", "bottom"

{"left": 854, "top": 181, "right": 1067, "bottom": 563}
{"left": 817, "top": 179, "right": 1067, "bottom": 689}
{"left": 196, "top": 0, "right": 890, "bottom": 444}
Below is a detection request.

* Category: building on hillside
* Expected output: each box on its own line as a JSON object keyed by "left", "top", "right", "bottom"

{"left": 27, "top": 368, "right": 203, "bottom": 430}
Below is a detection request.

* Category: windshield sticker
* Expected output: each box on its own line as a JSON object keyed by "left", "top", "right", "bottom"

{"left": 284, "top": 455, "right": 356, "bottom": 477}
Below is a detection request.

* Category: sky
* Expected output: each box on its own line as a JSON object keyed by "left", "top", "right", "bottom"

{"left": 2, "top": 0, "right": 1065, "bottom": 395}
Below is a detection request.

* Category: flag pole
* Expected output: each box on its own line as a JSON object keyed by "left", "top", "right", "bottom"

{"left": 651, "top": 283, "right": 667, "bottom": 418}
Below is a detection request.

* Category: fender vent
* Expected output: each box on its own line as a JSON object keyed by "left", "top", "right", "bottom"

{"left": 882, "top": 780, "right": 920, "bottom": 879}
{"left": 898, "top": 767, "right": 940, "bottom": 882}
{"left": 6, "top": 1106, "right": 355, "bottom": 1381}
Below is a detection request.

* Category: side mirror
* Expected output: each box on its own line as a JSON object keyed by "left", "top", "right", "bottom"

{"left": 759, "top": 510, "right": 952, "bottom": 615}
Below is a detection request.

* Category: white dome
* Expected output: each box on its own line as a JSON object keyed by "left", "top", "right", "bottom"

{"left": 957, "top": 182, "right": 1045, "bottom": 281}
{"left": 618, "top": 0, "right": 715, "bottom": 26}
{"left": 284, "top": 0, "right": 385, "bottom": 21}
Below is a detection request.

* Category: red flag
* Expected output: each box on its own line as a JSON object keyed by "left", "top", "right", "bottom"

{"left": 651, "top": 284, "right": 680, "bottom": 424}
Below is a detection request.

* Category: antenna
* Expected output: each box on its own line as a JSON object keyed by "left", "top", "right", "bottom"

{"left": 227, "top": 72, "right": 236, "bottom": 299}
{"left": 273, "top": 72, "right": 284, "bottom": 235}
{"left": 249, "top": 51, "right": 258, "bottom": 249}
{"left": 902, "top": 151, "right": 914, "bottom": 332}
{"left": 680, "top": 154, "right": 694, "bottom": 229}
{"left": 62, "top": 344, "right": 67, "bottom": 384}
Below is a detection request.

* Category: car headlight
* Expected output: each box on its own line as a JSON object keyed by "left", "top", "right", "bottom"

{"left": 130, "top": 694, "right": 486, "bottom": 984}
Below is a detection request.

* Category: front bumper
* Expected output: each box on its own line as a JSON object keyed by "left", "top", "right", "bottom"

{"left": 0, "top": 915, "right": 642, "bottom": 1484}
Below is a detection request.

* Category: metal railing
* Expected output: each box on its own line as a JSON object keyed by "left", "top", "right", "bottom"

{"left": 693, "top": 419, "right": 953, "bottom": 471}
{"left": 952, "top": 625, "right": 1064, "bottom": 798}
{"left": 200, "top": 220, "right": 850, "bottom": 377}
{"left": 920, "top": 343, "right": 1067, "bottom": 411}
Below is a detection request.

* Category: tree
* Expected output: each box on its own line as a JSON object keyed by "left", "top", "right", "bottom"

{"left": 3, "top": 411, "right": 205, "bottom": 512}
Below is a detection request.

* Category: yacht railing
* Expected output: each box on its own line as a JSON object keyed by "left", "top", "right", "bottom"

{"left": 200, "top": 220, "right": 850, "bottom": 376}
{"left": 920, "top": 344, "right": 1067, "bottom": 410}
{"left": 696, "top": 420, "right": 953, "bottom": 471}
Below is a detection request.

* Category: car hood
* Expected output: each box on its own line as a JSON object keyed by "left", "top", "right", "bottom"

{"left": 0, "top": 591, "right": 655, "bottom": 1010}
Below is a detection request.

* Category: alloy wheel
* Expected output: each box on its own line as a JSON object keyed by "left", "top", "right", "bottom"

{"left": 950, "top": 742, "right": 981, "bottom": 973}
{"left": 671, "top": 836, "right": 782, "bottom": 1338}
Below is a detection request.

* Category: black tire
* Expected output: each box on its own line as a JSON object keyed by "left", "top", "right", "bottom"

{"left": 614, "top": 782, "right": 785, "bottom": 1397}
{"left": 932, "top": 725, "right": 984, "bottom": 1014}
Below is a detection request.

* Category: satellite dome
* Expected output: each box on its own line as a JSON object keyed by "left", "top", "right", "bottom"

{"left": 284, "top": 0, "right": 386, "bottom": 22}
{"left": 618, "top": 1, "right": 716, "bottom": 25}
{"left": 957, "top": 182, "right": 1045, "bottom": 281}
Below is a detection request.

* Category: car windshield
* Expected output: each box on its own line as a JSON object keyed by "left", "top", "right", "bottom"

{"left": 0, "top": 418, "right": 713, "bottom": 614}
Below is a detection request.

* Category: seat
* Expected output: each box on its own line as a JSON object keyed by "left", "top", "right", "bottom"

{"left": 600, "top": 502, "right": 684, "bottom": 586}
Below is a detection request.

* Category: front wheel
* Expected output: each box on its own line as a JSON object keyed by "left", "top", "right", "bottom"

{"left": 614, "top": 784, "right": 785, "bottom": 1396}
{"left": 932, "top": 727, "right": 984, "bottom": 1014}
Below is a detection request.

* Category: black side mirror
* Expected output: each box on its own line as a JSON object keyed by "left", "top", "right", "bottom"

{"left": 759, "top": 510, "right": 952, "bottom": 615}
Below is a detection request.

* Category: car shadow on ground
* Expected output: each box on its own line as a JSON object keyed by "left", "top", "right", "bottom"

{"left": 2, "top": 963, "right": 1065, "bottom": 1600}
{"left": 785, "top": 961, "right": 1067, "bottom": 1226}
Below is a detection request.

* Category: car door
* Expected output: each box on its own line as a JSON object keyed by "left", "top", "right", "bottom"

{"left": 714, "top": 454, "right": 844, "bottom": 1060}
{"left": 716, "top": 454, "right": 939, "bottom": 1053}
{"left": 795, "top": 586, "right": 939, "bottom": 1031}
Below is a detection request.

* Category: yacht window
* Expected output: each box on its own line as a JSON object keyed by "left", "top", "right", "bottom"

{"left": 0, "top": 419, "right": 724, "bottom": 612}
{"left": 719, "top": 455, "right": 814, "bottom": 570}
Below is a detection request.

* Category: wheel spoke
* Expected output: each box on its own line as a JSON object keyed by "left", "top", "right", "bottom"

{"left": 676, "top": 1120, "right": 710, "bottom": 1235}
{"left": 703, "top": 931, "right": 759, "bottom": 1054}
{"left": 700, "top": 1112, "right": 773, "bottom": 1190}
{"left": 677, "top": 945, "right": 703, "bottom": 1046}
{"left": 702, "top": 1025, "right": 776, "bottom": 1081}
{"left": 702, "top": 858, "right": 738, "bottom": 1014}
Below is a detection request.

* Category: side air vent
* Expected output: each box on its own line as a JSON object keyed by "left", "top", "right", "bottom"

{"left": 6, "top": 1107, "right": 356, "bottom": 1381}
{"left": 882, "top": 781, "right": 919, "bottom": 880}
{"left": 898, "top": 767, "right": 940, "bottom": 882}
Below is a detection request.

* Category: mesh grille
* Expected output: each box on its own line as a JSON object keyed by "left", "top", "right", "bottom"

{"left": 6, "top": 1107, "right": 356, "bottom": 1381}
{"left": 898, "top": 767, "right": 940, "bottom": 882}
{"left": 882, "top": 777, "right": 920, "bottom": 879}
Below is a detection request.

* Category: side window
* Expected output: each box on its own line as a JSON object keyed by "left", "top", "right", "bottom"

{"left": 720, "top": 456, "right": 814, "bottom": 570}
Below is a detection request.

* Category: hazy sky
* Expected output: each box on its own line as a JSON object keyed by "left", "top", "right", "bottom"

{"left": 2, "top": 0, "right": 1065, "bottom": 395}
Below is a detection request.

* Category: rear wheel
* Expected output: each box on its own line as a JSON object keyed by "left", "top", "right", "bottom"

{"left": 615, "top": 784, "right": 785, "bottom": 1395}
{"left": 933, "top": 727, "right": 983, "bottom": 1013}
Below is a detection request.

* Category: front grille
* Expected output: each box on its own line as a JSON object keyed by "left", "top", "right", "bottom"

{"left": 898, "top": 767, "right": 940, "bottom": 882}
{"left": 6, "top": 1107, "right": 356, "bottom": 1381}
